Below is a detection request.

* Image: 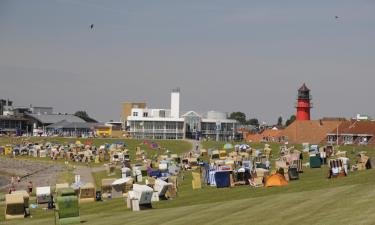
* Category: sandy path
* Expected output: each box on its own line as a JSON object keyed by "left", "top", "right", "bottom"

{"left": 0, "top": 157, "right": 64, "bottom": 192}
{"left": 73, "top": 165, "right": 106, "bottom": 184}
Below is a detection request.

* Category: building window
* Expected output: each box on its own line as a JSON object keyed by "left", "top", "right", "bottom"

{"left": 143, "top": 112, "right": 148, "bottom": 117}
{"left": 159, "top": 110, "right": 166, "bottom": 118}
{"left": 166, "top": 122, "right": 176, "bottom": 130}
{"left": 154, "top": 122, "right": 164, "bottom": 130}
{"left": 144, "top": 121, "right": 153, "bottom": 130}
{"left": 359, "top": 136, "right": 369, "bottom": 145}
{"left": 327, "top": 135, "right": 337, "bottom": 143}
{"left": 133, "top": 112, "right": 138, "bottom": 117}
{"left": 343, "top": 135, "right": 353, "bottom": 145}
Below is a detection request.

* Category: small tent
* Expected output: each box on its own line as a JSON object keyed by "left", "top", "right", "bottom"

{"left": 265, "top": 174, "right": 288, "bottom": 187}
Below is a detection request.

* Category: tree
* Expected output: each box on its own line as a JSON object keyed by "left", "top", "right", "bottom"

{"left": 285, "top": 115, "right": 296, "bottom": 127}
{"left": 228, "top": 112, "right": 247, "bottom": 124}
{"left": 277, "top": 116, "right": 283, "bottom": 127}
{"left": 74, "top": 111, "right": 98, "bottom": 123}
{"left": 247, "top": 118, "right": 259, "bottom": 127}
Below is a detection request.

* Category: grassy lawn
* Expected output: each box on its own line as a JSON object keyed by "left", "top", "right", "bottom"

{"left": 56, "top": 167, "right": 75, "bottom": 184}
{"left": 1, "top": 139, "right": 375, "bottom": 224}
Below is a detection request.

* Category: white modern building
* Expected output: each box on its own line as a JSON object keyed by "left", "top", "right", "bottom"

{"left": 126, "top": 89, "right": 238, "bottom": 141}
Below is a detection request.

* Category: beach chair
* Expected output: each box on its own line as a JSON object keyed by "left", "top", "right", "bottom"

{"left": 36, "top": 186, "right": 51, "bottom": 205}
{"left": 5, "top": 193, "right": 26, "bottom": 220}
{"left": 101, "top": 178, "right": 116, "bottom": 198}
{"left": 192, "top": 172, "right": 202, "bottom": 189}
{"left": 55, "top": 192, "right": 80, "bottom": 225}
{"left": 111, "top": 177, "right": 133, "bottom": 198}
{"left": 127, "top": 184, "right": 153, "bottom": 211}
{"left": 79, "top": 183, "right": 95, "bottom": 203}
{"left": 154, "top": 179, "right": 172, "bottom": 200}
{"left": 249, "top": 177, "right": 264, "bottom": 188}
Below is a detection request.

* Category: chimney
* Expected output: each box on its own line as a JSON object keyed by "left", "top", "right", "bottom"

{"left": 171, "top": 88, "right": 180, "bottom": 119}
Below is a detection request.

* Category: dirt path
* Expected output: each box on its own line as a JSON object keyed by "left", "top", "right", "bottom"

{"left": 73, "top": 166, "right": 94, "bottom": 184}
{"left": 73, "top": 165, "right": 106, "bottom": 184}
{"left": 0, "top": 157, "right": 64, "bottom": 192}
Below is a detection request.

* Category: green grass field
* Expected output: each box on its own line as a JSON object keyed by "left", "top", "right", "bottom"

{"left": 1, "top": 139, "right": 375, "bottom": 225}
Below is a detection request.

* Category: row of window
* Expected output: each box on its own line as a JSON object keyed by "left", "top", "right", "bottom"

{"left": 131, "top": 132, "right": 184, "bottom": 140}
{"left": 0, "top": 120, "right": 27, "bottom": 129}
{"left": 327, "top": 135, "right": 370, "bottom": 145}
{"left": 129, "top": 121, "right": 236, "bottom": 131}
{"left": 130, "top": 121, "right": 184, "bottom": 130}
{"left": 132, "top": 111, "right": 167, "bottom": 118}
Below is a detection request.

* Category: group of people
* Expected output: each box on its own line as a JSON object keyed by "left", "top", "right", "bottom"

{"left": 8, "top": 176, "right": 33, "bottom": 195}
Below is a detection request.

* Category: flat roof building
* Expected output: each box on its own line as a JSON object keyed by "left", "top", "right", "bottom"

{"left": 126, "top": 89, "right": 238, "bottom": 141}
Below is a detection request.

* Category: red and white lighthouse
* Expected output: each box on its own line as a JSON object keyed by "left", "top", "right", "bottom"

{"left": 296, "top": 83, "right": 312, "bottom": 121}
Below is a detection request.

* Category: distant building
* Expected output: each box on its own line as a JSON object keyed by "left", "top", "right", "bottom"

{"left": 126, "top": 89, "right": 238, "bottom": 141}
{"left": 0, "top": 99, "right": 14, "bottom": 116}
{"left": 354, "top": 114, "right": 371, "bottom": 121}
{"left": 95, "top": 122, "right": 123, "bottom": 137}
{"left": 121, "top": 102, "right": 146, "bottom": 129}
{"left": 45, "top": 120, "right": 97, "bottom": 137}
{"left": 0, "top": 99, "right": 30, "bottom": 135}
{"left": 30, "top": 106, "right": 53, "bottom": 115}
{"left": 0, "top": 99, "right": 99, "bottom": 137}
{"left": 327, "top": 120, "right": 375, "bottom": 146}
{"left": 0, "top": 115, "right": 29, "bottom": 135}
{"left": 25, "top": 113, "right": 86, "bottom": 136}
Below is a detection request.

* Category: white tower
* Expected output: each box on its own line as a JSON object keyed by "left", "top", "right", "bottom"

{"left": 171, "top": 88, "right": 180, "bottom": 119}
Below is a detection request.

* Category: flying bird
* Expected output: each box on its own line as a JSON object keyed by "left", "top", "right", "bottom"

{"left": 335, "top": 16, "right": 339, "bottom": 19}
{"left": 90, "top": 24, "right": 94, "bottom": 29}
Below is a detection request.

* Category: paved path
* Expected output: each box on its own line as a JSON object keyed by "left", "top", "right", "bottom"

{"left": 73, "top": 166, "right": 93, "bottom": 184}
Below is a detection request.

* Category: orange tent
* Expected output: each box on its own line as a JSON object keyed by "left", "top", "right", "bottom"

{"left": 265, "top": 174, "right": 288, "bottom": 187}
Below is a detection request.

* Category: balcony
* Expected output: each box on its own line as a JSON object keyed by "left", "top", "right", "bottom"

{"left": 294, "top": 102, "right": 313, "bottom": 108}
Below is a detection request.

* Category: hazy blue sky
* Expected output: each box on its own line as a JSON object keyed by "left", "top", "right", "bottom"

{"left": 0, "top": 0, "right": 374, "bottom": 123}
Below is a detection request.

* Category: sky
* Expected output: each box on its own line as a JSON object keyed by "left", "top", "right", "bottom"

{"left": 0, "top": 0, "right": 374, "bottom": 124}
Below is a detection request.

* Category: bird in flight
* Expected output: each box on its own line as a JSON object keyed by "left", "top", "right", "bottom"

{"left": 335, "top": 16, "right": 339, "bottom": 19}
{"left": 90, "top": 24, "right": 94, "bottom": 29}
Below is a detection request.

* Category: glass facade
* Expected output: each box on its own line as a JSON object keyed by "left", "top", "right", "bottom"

{"left": 128, "top": 120, "right": 184, "bottom": 140}
{"left": 128, "top": 118, "right": 237, "bottom": 140}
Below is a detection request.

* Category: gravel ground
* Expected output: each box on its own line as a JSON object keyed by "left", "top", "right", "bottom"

{"left": 0, "top": 157, "right": 64, "bottom": 192}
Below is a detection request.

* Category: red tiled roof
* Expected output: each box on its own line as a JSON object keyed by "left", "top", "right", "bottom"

{"left": 281, "top": 120, "right": 343, "bottom": 144}
{"left": 246, "top": 129, "right": 283, "bottom": 142}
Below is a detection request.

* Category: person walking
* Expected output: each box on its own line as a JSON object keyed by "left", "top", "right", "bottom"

{"left": 27, "top": 181, "right": 33, "bottom": 194}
